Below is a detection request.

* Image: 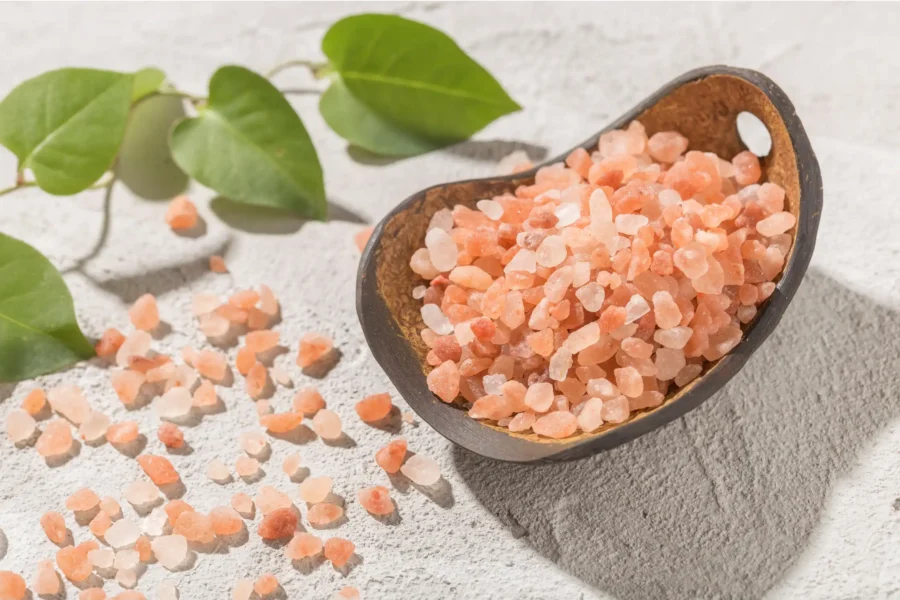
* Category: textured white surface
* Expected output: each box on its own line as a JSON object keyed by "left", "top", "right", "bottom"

{"left": 1, "top": 3, "right": 899, "bottom": 599}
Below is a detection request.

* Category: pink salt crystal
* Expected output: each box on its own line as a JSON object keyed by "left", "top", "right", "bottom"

{"left": 621, "top": 337, "right": 653, "bottom": 359}
{"left": 165, "top": 195, "right": 198, "bottom": 230}
{"left": 36, "top": 419, "right": 73, "bottom": 457}
{"left": 106, "top": 519, "right": 141, "bottom": 549}
{"left": 157, "top": 388, "right": 193, "bottom": 421}
{"left": 655, "top": 348, "right": 687, "bottom": 381}
{"left": 67, "top": 488, "right": 101, "bottom": 513}
{"left": 307, "top": 503, "right": 344, "bottom": 527}
{"left": 233, "top": 579, "right": 254, "bottom": 600}
{"left": 0, "top": 572, "right": 25, "bottom": 600}
{"left": 231, "top": 493, "right": 254, "bottom": 517}
{"left": 673, "top": 243, "right": 709, "bottom": 279}
{"left": 87, "top": 546, "right": 114, "bottom": 570}
{"left": 191, "top": 293, "right": 220, "bottom": 317}
{"left": 577, "top": 398, "right": 605, "bottom": 433}
{"left": 258, "top": 284, "right": 280, "bottom": 316}
{"left": 260, "top": 412, "right": 304, "bottom": 433}
{"left": 598, "top": 305, "right": 627, "bottom": 334}
{"left": 505, "top": 248, "right": 537, "bottom": 273}
{"left": 400, "top": 454, "right": 441, "bottom": 486}
{"left": 286, "top": 532, "right": 323, "bottom": 560}
{"left": 282, "top": 453, "right": 302, "bottom": 477}
{"left": 245, "top": 362, "right": 269, "bottom": 399}
{"left": 358, "top": 486, "right": 395, "bottom": 515}
{"left": 543, "top": 266, "right": 574, "bottom": 302}
{"left": 95, "top": 329, "right": 126, "bottom": 358}
{"left": 236, "top": 457, "right": 260, "bottom": 480}
{"left": 246, "top": 330, "right": 280, "bottom": 353}
{"left": 209, "top": 254, "right": 228, "bottom": 273}
{"left": 254, "top": 574, "right": 279, "bottom": 597}
{"left": 158, "top": 581, "right": 179, "bottom": 600}
{"left": 156, "top": 422, "right": 184, "bottom": 449}
{"left": 654, "top": 326, "right": 693, "bottom": 349}
{"left": 100, "top": 496, "right": 121, "bottom": 520}
{"left": 376, "top": 439, "right": 408, "bottom": 473}
{"left": 324, "top": 538, "right": 356, "bottom": 568}
{"left": 129, "top": 294, "right": 160, "bottom": 331}
{"left": 600, "top": 396, "right": 630, "bottom": 423}
{"left": 190, "top": 379, "right": 216, "bottom": 409}
{"left": 199, "top": 313, "right": 231, "bottom": 338}
{"left": 47, "top": 384, "right": 91, "bottom": 425}
{"left": 652, "top": 291, "right": 682, "bottom": 329}
{"left": 402, "top": 411, "right": 415, "bottom": 424}
{"left": 312, "top": 409, "right": 342, "bottom": 440}
{"left": 254, "top": 486, "right": 292, "bottom": 514}
{"left": 207, "top": 459, "right": 231, "bottom": 484}
{"left": 194, "top": 349, "right": 228, "bottom": 381}
{"left": 300, "top": 476, "right": 333, "bottom": 504}
{"left": 564, "top": 322, "right": 600, "bottom": 353}
{"left": 355, "top": 393, "right": 393, "bottom": 422}
{"left": 293, "top": 388, "right": 326, "bottom": 415}
{"left": 238, "top": 431, "right": 269, "bottom": 457}
{"left": 703, "top": 325, "right": 742, "bottom": 361}
{"left": 468, "top": 395, "right": 512, "bottom": 420}
{"left": 508, "top": 411, "right": 536, "bottom": 432}
{"left": 647, "top": 131, "right": 689, "bottom": 163}
{"left": 6, "top": 410, "right": 35, "bottom": 444}
{"left": 33, "top": 560, "right": 61, "bottom": 595}
{"left": 79, "top": 410, "right": 110, "bottom": 443}
{"left": 41, "top": 511, "right": 68, "bottom": 545}
{"left": 123, "top": 481, "right": 160, "bottom": 509}
{"left": 115, "top": 330, "right": 152, "bottom": 367}
{"left": 20, "top": 388, "right": 47, "bottom": 417}
{"left": 575, "top": 282, "right": 605, "bottom": 312}
{"left": 107, "top": 421, "right": 139, "bottom": 446}
{"left": 151, "top": 534, "right": 188, "bottom": 570}
{"left": 56, "top": 541, "right": 97, "bottom": 582}
{"left": 614, "top": 367, "right": 643, "bottom": 398}
{"left": 756, "top": 211, "right": 796, "bottom": 237}
{"left": 424, "top": 227, "right": 458, "bottom": 272}
{"left": 79, "top": 589, "right": 106, "bottom": 600}
{"left": 111, "top": 370, "right": 145, "bottom": 406}
{"left": 732, "top": 151, "right": 761, "bottom": 186}
{"left": 532, "top": 411, "right": 578, "bottom": 439}
{"left": 674, "top": 364, "right": 703, "bottom": 387}
{"left": 624, "top": 294, "right": 651, "bottom": 324}
{"left": 174, "top": 511, "right": 215, "bottom": 544}
{"left": 297, "top": 333, "right": 334, "bottom": 368}
{"left": 738, "top": 305, "right": 757, "bottom": 323}
{"left": 410, "top": 248, "right": 440, "bottom": 279}
{"left": 536, "top": 235, "right": 567, "bottom": 267}
{"left": 271, "top": 366, "right": 292, "bottom": 387}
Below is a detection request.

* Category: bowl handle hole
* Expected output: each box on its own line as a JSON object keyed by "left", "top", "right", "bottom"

{"left": 736, "top": 111, "right": 772, "bottom": 157}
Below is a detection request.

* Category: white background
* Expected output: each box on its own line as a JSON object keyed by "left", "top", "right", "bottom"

{"left": 1, "top": 3, "right": 899, "bottom": 599}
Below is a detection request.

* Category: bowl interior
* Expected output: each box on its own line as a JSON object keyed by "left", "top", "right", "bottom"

{"left": 360, "top": 68, "right": 818, "bottom": 462}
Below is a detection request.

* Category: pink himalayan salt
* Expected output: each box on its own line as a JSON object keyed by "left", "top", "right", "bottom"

{"left": 209, "top": 255, "right": 228, "bottom": 273}
{"left": 732, "top": 151, "right": 761, "bottom": 186}
{"left": 425, "top": 227, "right": 458, "bottom": 271}
{"left": 297, "top": 333, "right": 333, "bottom": 368}
{"left": 675, "top": 364, "right": 703, "bottom": 387}
{"left": 270, "top": 366, "right": 292, "bottom": 387}
{"left": 96, "top": 328, "right": 126, "bottom": 357}
{"left": 231, "top": 493, "right": 255, "bottom": 518}
{"left": 355, "top": 226, "right": 374, "bottom": 252}
{"left": 524, "top": 382, "right": 554, "bottom": 412}
{"left": 648, "top": 131, "right": 689, "bottom": 163}
{"left": 307, "top": 503, "right": 344, "bottom": 527}
{"left": 0, "top": 571, "right": 26, "bottom": 600}
{"left": 532, "top": 411, "right": 578, "bottom": 438}
{"left": 195, "top": 349, "right": 228, "bottom": 381}
{"left": 107, "top": 421, "right": 139, "bottom": 445}
{"left": 358, "top": 486, "right": 395, "bottom": 515}
{"left": 312, "top": 409, "right": 342, "bottom": 440}
{"left": 427, "top": 360, "right": 460, "bottom": 403}
{"left": 577, "top": 398, "right": 605, "bottom": 432}
{"left": 36, "top": 420, "right": 73, "bottom": 457}
{"left": 282, "top": 453, "right": 302, "bottom": 477}
{"left": 207, "top": 459, "right": 231, "bottom": 483}
{"left": 400, "top": 454, "right": 441, "bottom": 486}
{"left": 47, "top": 384, "right": 91, "bottom": 425}
{"left": 236, "top": 457, "right": 260, "bottom": 480}
{"left": 89, "top": 511, "right": 112, "bottom": 537}
{"left": 20, "top": 388, "right": 47, "bottom": 416}
{"left": 258, "top": 507, "right": 298, "bottom": 539}
{"left": 41, "top": 511, "right": 68, "bottom": 545}
{"left": 239, "top": 431, "right": 269, "bottom": 457}
{"left": 66, "top": 488, "right": 101, "bottom": 512}
{"left": 80, "top": 410, "right": 110, "bottom": 442}
{"left": 334, "top": 586, "right": 361, "bottom": 600}
{"left": 293, "top": 388, "right": 326, "bottom": 415}
{"left": 33, "top": 560, "right": 61, "bottom": 595}
{"left": 756, "top": 211, "right": 796, "bottom": 237}
{"left": 256, "top": 401, "right": 273, "bottom": 417}
{"left": 123, "top": 481, "right": 160, "bottom": 508}
{"left": 246, "top": 329, "right": 280, "bottom": 353}
{"left": 165, "top": 195, "right": 198, "bottom": 230}
{"left": 174, "top": 511, "right": 215, "bottom": 544}
{"left": 236, "top": 346, "right": 256, "bottom": 375}
{"left": 355, "top": 393, "right": 393, "bottom": 422}
{"left": 56, "top": 541, "right": 97, "bottom": 582}
{"left": 115, "top": 330, "right": 152, "bottom": 367}
{"left": 199, "top": 313, "right": 230, "bottom": 338}
{"left": 260, "top": 412, "right": 304, "bottom": 433}
{"left": 87, "top": 546, "right": 114, "bottom": 569}
{"left": 164, "top": 500, "right": 194, "bottom": 528}
{"left": 157, "top": 388, "right": 193, "bottom": 421}
{"left": 6, "top": 410, "right": 35, "bottom": 444}
{"left": 79, "top": 589, "right": 107, "bottom": 600}
{"left": 115, "top": 592, "right": 145, "bottom": 600}
{"left": 129, "top": 294, "right": 160, "bottom": 331}
{"left": 254, "top": 574, "right": 279, "bottom": 597}
{"left": 137, "top": 454, "right": 180, "bottom": 486}
{"left": 100, "top": 496, "right": 122, "bottom": 519}
{"left": 151, "top": 534, "right": 188, "bottom": 570}
{"left": 111, "top": 370, "right": 145, "bottom": 406}
{"left": 300, "top": 476, "right": 333, "bottom": 504}
{"left": 246, "top": 362, "right": 268, "bottom": 399}
{"left": 255, "top": 486, "right": 292, "bottom": 514}
{"left": 192, "top": 380, "right": 217, "bottom": 408}
{"left": 286, "top": 532, "right": 323, "bottom": 560}
{"left": 601, "top": 396, "right": 631, "bottom": 423}
{"left": 376, "top": 439, "right": 408, "bottom": 473}
{"left": 233, "top": 579, "right": 254, "bottom": 600}
{"left": 324, "top": 538, "right": 355, "bottom": 568}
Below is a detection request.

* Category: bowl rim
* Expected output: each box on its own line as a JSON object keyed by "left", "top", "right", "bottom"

{"left": 356, "top": 64, "right": 823, "bottom": 463}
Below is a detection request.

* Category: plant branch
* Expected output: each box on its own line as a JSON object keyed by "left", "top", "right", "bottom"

{"left": 0, "top": 181, "right": 35, "bottom": 197}
{"left": 266, "top": 59, "right": 329, "bottom": 80}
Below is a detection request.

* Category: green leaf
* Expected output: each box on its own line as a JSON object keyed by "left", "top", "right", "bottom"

{"left": 170, "top": 65, "right": 326, "bottom": 219}
{"left": 321, "top": 13, "right": 521, "bottom": 147}
{"left": 0, "top": 68, "right": 134, "bottom": 195}
{"left": 0, "top": 233, "right": 94, "bottom": 382}
{"left": 319, "top": 76, "right": 442, "bottom": 157}
{"left": 131, "top": 67, "right": 166, "bottom": 102}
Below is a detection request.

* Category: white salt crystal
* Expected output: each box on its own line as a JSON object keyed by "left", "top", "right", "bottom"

{"left": 476, "top": 199, "right": 504, "bottom": 220}
{"left": 412, "top": 285, "right": 427, "bottom": 299}
{"left": 610, "top": 323, "right": 639, "bottom": 340}
{"left": 548, "top": 348, "right": 573, "bottom": 381}
{"left": 482, "top": 374, "right": 507, "bottom": 396}
{"left": 114, "top": 549, "right": 140, "bottom": 571}
{"left": 400, "top": 454, "right": 441, "bottom": 486}
{"left": 116, "top": 330, "right": 152, "bottom": 367}
{"left": 497, "top": 150, "right": 531, "bottom": 174}
{"left": 564, "top": 322, "right": 600, "bottom": 353}
{"left": 589, "top": 188, "right": 612, "bottom": 223}
{"left": 428, "top": 208, "right": 454, "bottom": 232}
{"left": 88, "top": 547, "right": 115, "bottom": 570}
{"left": 525, "top": 382, "right": 554, "bottom": 412}
{"left": 615, "top": 214, "right": 649, "bottom": 235}
{"left": 47, "top": 385, "right": 91, "bottom": 425}
{"left": 143, "top": 506, "right": 169, "bottom": 537}
{"left": 233, "top": 578, "right": 254, "bottom": 600}
{"left": 105, "top": 519, "right": 141, "bottom": 549}
{"left": 658, "top": 189, "right": 682, "bottom": 206}
{"left": 577, "top": 397, "right": 605, "bottom": 433}
{"left": 424, "top": 228, "right": 458, "bottom": 272}
{"left": 157, "top": 388, "right": 193, "bottom": 421}
{"left": 536, "top": 235, "right": 567, "bottom": 268}
{"left": 238, "top": 431, "right": 269, "bottom": 457}
{"left": 6, "top": 410, "right": 35, "bottom": 444}
{"left": 575, "top": 282, "right": 605, "bottom": 312}
{"left": 624, "top": 295, "right": 651, "bottom": 324}
{"left": 159, "top": 580, "right": 179, "bottom": 600}
{"left": 116, "top": 568, "right": 137, "bottom": 589}
{"left": 79, "top": 410, "right": 110, "bottom": 443}
{"left": 454, "top": 321, "right": 475, "bottom": 346}
{"left": 152, "top": 534, "right": 188, "bottom": 570}
{"left": 207, "top": 459, "right": 232, "bottom": 483}
{"left": 504, "top": 248, "right": 537, "bottom": 273}
{"left": 421, "top": 304, "right": 453, "bottom": 335}
{"left": 123, "top": 480, "right": 160, "bottom": 508}
{"left": 654, "top": 326, "right": 693, "bottom": 349}
{"left": 535, "top": 189, "right": 561, "bottom": 204}
{"left": 271, "top": 366, "right": 292, "bottom": 387}
{"left": 191, "top": 293, "right": 220, "bottom": 316}
{"left": 587, "top": 378, "right": 620, "bottom": 399}
{"left": 554, "top": 202, "right": 581, "bottom": 227}
{"left": 573, "top": 262, "right": 591, "bottom": 287}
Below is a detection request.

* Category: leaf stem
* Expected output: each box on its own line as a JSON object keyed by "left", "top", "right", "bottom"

{"left": 0, "top": 181, "right": 36, "bottom": 198}
{"left": 266, "top": 59, "right": 329, "bottom": 80}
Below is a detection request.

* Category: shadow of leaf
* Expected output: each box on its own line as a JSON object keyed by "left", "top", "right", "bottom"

{"left": 346, "top": 139, "right": 549, "bottom": 167}
{"left": 116, "top": 95, "right": 189, "bottom": 200}
{"left": 210, "top": 197, "right": 366, "bottom": 235}
{"left": 454, "top": 270, "right": 900, "bottom": 599}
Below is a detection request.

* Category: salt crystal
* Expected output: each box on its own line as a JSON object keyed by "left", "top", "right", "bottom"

{"left": 255, "top": 486, "right": 293, "bottom": 514}
{"left": 614, "top": 367, "right": 644, "bottom": 398}
{"left": 454, "top": 321, "right": 475, "bottom": 345}
{"left": 324, "top": 538, "right": 356, "bottom": 568}
{"left": 233, "top": 579, "right": 254, "bottom": 600}
{"left": 254, "top": 574, "right": 279, "bottom": 597}
{"left": 554, "top": 202, "right": 581, "bottom": 227}
{"left": 239, "top": 431, "right": 269, "bottom": 457}
{"left": 375, "top": 439, "right": 408, "bottom": 473}
{"left": 258, "top": 507, "right": 298, "bottom": 539}
{"left": 143, "top": 507, "right": 169, "bottom": 537}
{"left": 236, "top": 457, "right": 260, "bottom": 480}
{"left": 756, "top": 211, "right": 797, "bottom": 237}
{"left": 79, "top": 411, "right": 110, "bottom": 443}
{"left": 654, "top": 326, "right": 693, "bottom": 349}
{"left": 477, "top": 199, "right": 504, "bottom": 220}
{"left": 524, "top": 382, "right": 554, "bottom": 413}
{"left": 105, "top": 519, "right": 141, "bottom": 549}
{"left": 409, "top": 248, "right": 440, "bottom": 279}
{"left": 207, "top": 459, "right": 232, "bottom": 484}
{"left": 88, "top": 547, "right": 114, "bottom": 570}
{"left": 67, "top": 488, "right": 100, "bottom": 512}
{"left": 536, "top": 235, "right": 567, "bottom": 268}
{"left": 33, "top": 561, "right": 61, "bottom": 595}
{"left": 482, "top": 374, "right": 507, "bottom": 396}
{"left": 36, "top": 420, "right": 73, "bottom": 457}
{"left": 231, "top": 493, "right": 254, "bottom": 517}
{"left": 548, "top": 347, "right": 573, "bottom": 381}
{"left": 575, "top": 282, "right": 605, "bottom": 312}
{"left": 158, "top": 580, "right": 179, "bottom": 600}
{"left": 114, "top": 549, "right": 139, "bottom": 571}
{"left": 400, "top": 454, "right": 441, "bottom": 486}
{"left": 425, "top": 227, "right": 458, "bottom": 272}
{"left": 655, "top": 348, "right": 686, "bottom": 381}
{"left": 6, "top": 410, "right": 35, "bottom": 444}
{"left": 564, "top": 322, "right": 600, "bottom": 353}
{"left": 601, "top": 396, "right": 630, "bottom": 423}
{"left": 675, "top": 364, "right": 703, "bottom": 387}
{"left": 210, "top": 506, "right": 243, "bottom": 536}
{"left": 271, "top": 366, "right": 292, "bottom": 387}
{"left": 428, "top": 208, "right": 454, "bottom": 232}
{"left": 191, "top": 293, "right": 219, "bottom": 316}
{"left": 151, "top": 535, "right": 188, "bottom": 570}
{"left": 173, "top": 511, "right": 214, "bottom": 544}
{"left": 615, "top": 214, "right": 649, "bottom": 235}
{"left": 155, "top": 388, "right": 192, "bottom": 422}
{"left": 129, "top": 294, "right": 160, "bottom": 331}
{"left": 532, "top": 411, "right": 578, "bottom": 439}
{"left": 47, "top": 384, "right": 91, "bottom": 425}
{"left": 199, "top": 313, "right": 230, "bottom": 338}
{"left": 624, "top": 295, "right": 650, "bottom": 324}
{"left": 412, "top": 285, "right": 427, "bottom": 299}
{"left": 358, "top": 486, "right": 395, "bottom": 515}
{"left": 137, "top": 454, "right": 179, "bottom": 486}
{"left": 123, "top": 481, "right": 160, "bottom": 508}
{"left": 282, "top": 453, "right": 302, "bottom": 477}
{"left": 107, "top": 421, "right": 139, "bottom": 445}
{"left": 40, "top": 511, "right": 67, "bottom": 545}
{"left": 420, "top": 304, "right": 453, "bottom": 335}
{"left": 286, "top": 532, "right": 323, "bottom": 560}
{"left": 0, "top": 572, "right": 25, "bottom": 599}
{"left": 116, "top": 330, "right": 152, "bottom": 367}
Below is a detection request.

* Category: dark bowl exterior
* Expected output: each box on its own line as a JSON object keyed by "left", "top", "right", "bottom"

{"left": 357, "top": 65, "right": 823, "bottom": 463}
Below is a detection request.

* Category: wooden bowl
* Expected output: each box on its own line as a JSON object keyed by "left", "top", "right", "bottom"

{"left": 356, "top": 65, "right": 823, "bottom": 463}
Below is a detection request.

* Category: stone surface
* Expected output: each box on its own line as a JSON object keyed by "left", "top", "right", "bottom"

{"left": 0, "top": 4, "right": 897, "bottom": 599}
